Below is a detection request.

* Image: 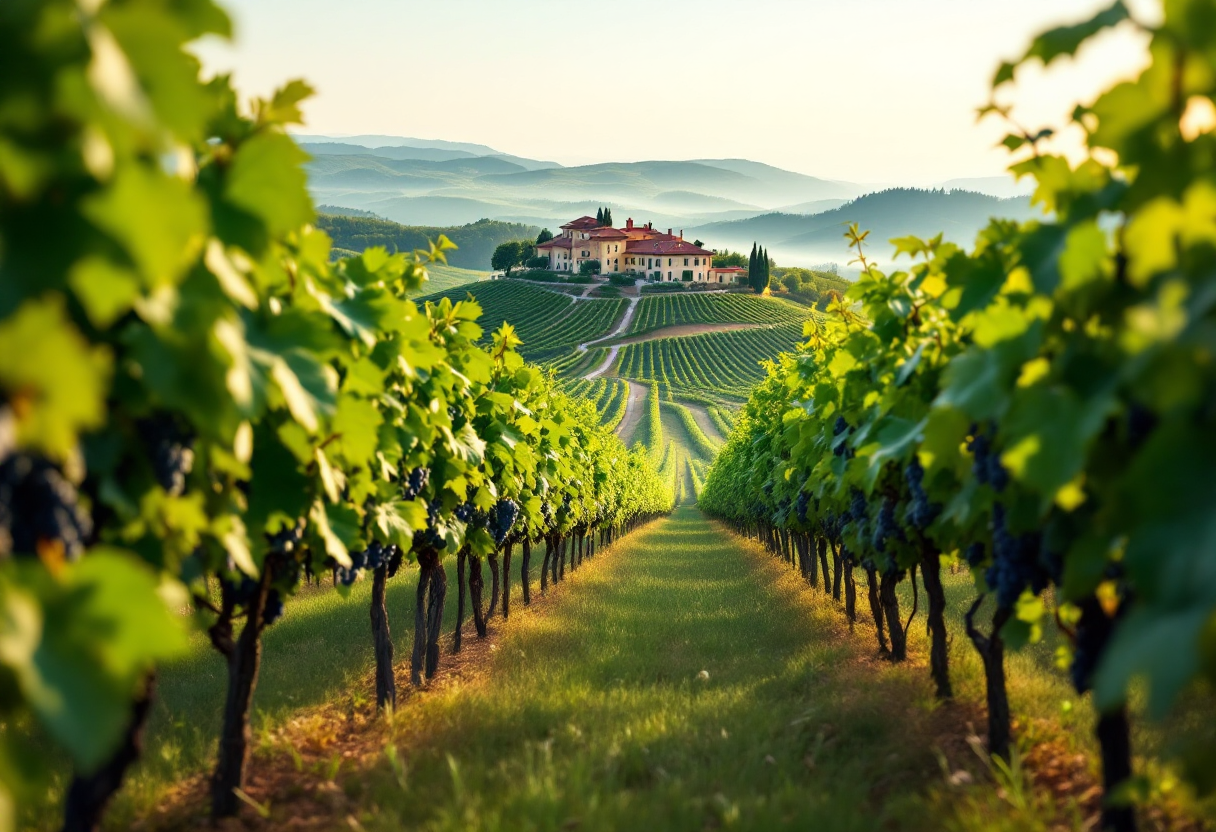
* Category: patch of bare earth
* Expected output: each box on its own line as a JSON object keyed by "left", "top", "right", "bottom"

{"left": 613, "top": 381, "right": 648, "bottom": 445}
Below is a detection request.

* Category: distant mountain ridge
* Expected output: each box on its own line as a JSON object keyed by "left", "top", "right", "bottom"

{"left": 300, "top": 134, "right": 1038, "bottom": 268}
{"left": 692, "top": 188, "right": 1038, "bottom": 269}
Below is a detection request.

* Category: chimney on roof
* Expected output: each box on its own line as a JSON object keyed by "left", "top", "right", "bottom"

{"left": 626, "top": 218, "right": 633, "bottom": 229}
{"left": 668, "top": 228, "right": 673, "bottom": 236}
{"left": 679, "top": 230, "right": 684, "bottom": 240}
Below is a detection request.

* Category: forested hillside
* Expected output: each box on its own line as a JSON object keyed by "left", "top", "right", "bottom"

{"left": 317, "top": 214, "right": 538, "bottom": 270}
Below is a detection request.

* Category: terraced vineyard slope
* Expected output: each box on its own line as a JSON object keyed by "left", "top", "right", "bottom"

{"left": 626, "top": 292, "right": 811, "bottom": 337}
{"left": 612, "top": 322, "right": 806, "bottom": 404}
{"left": 419, "top": 280, "right": 624, "bottom": 359}
{"left": 562, "top": 378, "right": 630, "bottom": 431}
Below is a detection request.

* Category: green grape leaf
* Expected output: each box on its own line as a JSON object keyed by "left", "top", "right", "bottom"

{"left": 332, "top": 395, "right": 382, "bottom": 466}
{"left": 995, "top": 1, "right": 1130, "bottom": 86}
{"left": 1094, "top": 608, "right": 1208, "bottom": 717}
{"left": 0, "top": 298, "right": 111, "bottom": 459}
{"left": 82, "top": 161, "right": 207, "bottom": 287}
{"left": 224, "top": 133, "right": 313, "bottom": 237}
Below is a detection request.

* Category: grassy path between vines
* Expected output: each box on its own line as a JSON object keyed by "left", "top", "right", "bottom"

{"left": 326, "top": 508, "right": 978, "bottom": 831}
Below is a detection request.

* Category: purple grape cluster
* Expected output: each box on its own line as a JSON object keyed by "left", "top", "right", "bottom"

{"left": 336, "top": 540, "right": 405, "bottom": 587}
{"left": 903, "top": 457, "right": 941, "bottom": 530}
{"left": 417, "top": 501, "right": 447, "bottom": 552}
{"left": 401, "top": 466, "right": 430, "bottom": 500}
{"left": 795, "top": 490, "right": 810, "bottom": 523}
{"left": 488, "top": 498, "right": 519, "bottom": 546}
{"left": 983, "top": 504, "right": 1048, "bottom": 609}
{"left": 832, "top": 417, "right": 855, "bottom": 458}
{"left": 0, "top": 454, "right": 92, "bottom": 561}
{"left": 872, "top": 496, "right": 904, "bottom": 553}
{"left": 141, "top": 415, "right": 194, "bottom": 496}
{"left": 967, "top": 424, "right": 1009, "bottom": 491}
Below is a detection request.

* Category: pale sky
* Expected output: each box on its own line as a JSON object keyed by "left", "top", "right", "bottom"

{"left": 195, "top": 0, "right": 1157, "bottom": 184}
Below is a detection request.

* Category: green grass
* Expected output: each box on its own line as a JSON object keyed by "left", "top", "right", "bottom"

{"left": 413, "top": 264, "right": 492, "bottom": 297}
{"left": 626, "top": 293, "right": 813, "bottom": 337}
{"left": 346, "top": 509, "right": 978, "bottom": 831}
{"left": 22, "top": 550, "right": 561, "bottom": 831}
{"left": 614, "top": 323, "right": 805, "bottom": 402}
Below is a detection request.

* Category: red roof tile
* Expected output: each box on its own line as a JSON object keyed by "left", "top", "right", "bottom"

{"left": 537, "top": 237, "right": 573, "bottom": 249}
{"left": 586, "top": 227, "right": 628, "bottom": 239}
{"left": 625, "top": 239, "right": 714, "bottom": 256}
{"left": 560, "top": 216, "right": 600, "bottom": 229}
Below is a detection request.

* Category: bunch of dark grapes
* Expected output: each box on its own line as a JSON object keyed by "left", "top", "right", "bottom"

{"left": 488, "top": 498, "right": 519, "bottom": 546}
{"left": 141, "top": 416, "right": 195, "bottom": 496}
{"left": 964, "top": 542, "right": 985, "bottom": 567}
{"left": 903, "top": 457, "right": 941, "bottom": 531}
{"left": 454, "top": 501, "right": 486, "bottom": 528}
{"left": 400, "top": 466, "right": 430, "bottom": 500}
{"left": 966, "top": 424, "right": 1009, "bottom": 491}
{"left": 540, "top": 501, "right": 554, "bottom": 528}
{"left": 871, "top": 496, "right": 903, "bottom": 553}
{"left": 983, "top": 504, "right": 1049, "bottom": 609}
{"left": 833, "top": 416, "right": 849, "bottom": 437}
{"left": 795, "top": 490, "right": 810, "bottom": 523}
{"left": 386, "top": 544, "right": 404, "bottom": 577}
{"left": 417, "top": 501, "right": 446, "bottom": 552}
{"left": 0, "top": 454, "right": 92, "bottom": 561}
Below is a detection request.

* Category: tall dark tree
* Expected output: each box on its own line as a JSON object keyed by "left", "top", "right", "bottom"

{"left": 536, "top": 228, "right": 553, "bottom": 245}
{"left": 596, "top": 207, "right": 604, "bottom": 225}
{"left": 604, "top": 207, "right": 613, "bottom": 227}
{"left": 748, "top": 242, "right": 759, "bottom": 293}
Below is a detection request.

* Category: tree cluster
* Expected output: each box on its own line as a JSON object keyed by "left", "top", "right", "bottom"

{"left": 747, "top": 242, "right": 772, "bottom": 294}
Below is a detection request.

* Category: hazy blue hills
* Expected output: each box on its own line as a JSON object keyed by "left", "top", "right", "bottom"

{"left": 692, "top": 188, "right": 1039, "bottom": 267}
{"left": 299, "top": 134, "right": 1040, "bottom": 268}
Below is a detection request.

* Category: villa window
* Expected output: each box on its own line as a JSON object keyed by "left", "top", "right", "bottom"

{"left": 684, "top": 258, "right": 689, "bottom": 266}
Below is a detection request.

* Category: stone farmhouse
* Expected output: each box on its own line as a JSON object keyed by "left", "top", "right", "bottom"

{"left": 537, "top": 215, "right": 744, "bottom": 284}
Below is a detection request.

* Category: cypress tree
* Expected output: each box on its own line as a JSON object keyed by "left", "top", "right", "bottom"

{"left": 596, "top": 207, "right": 604, "bottom": 225}
{"left": 604, "top": 207, "right": 613, "bottom": 227}
{"left": 748, "top": 242, "right": 758, "bottom": 292}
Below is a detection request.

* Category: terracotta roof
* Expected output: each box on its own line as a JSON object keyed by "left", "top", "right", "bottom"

{"left": 624, "top": 239, "right": 714, "bottom": 256}
{"left": 709, "top": 266, "right": 747, "bottom": 271}
{"left": 560, "top": 216, "right": 600, "bottom": 229}
{"left": 537, "top": 237, "right": 572, "bottom": 249}
{"left": 586, "top": 227, "right": 628, "bottom": 239}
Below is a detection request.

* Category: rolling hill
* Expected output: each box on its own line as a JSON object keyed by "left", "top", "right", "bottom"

{"left": 318, "top": 215, "right": 538, "bottom": 271}
{"left": 692, "top": 188, "right": 1039, "bottom": 268}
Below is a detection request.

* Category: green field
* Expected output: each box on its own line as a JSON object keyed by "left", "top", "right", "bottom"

{"left": 626, "top": 292, "right": 811, "bottom": 337}
{"left": 612, "top": 323, "right": 805, "bottom": 402}
{"left": 415, "top": 263, "right": 492, "bottom": 297}
{"left": 418, "top": 280, "right": 624, "bottom": 359}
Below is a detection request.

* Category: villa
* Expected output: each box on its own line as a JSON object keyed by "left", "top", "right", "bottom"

{"left": 537, "top": 215, "right": 742, "bottom": 284}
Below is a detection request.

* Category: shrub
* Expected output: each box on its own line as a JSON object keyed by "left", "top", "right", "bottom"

{"left": 526, "top": 255, "right": 549, "bottom": 269}
{"left": 641, "top": 282, "right": 685, "bottom": 294}
{"left": 514, "top": 269, "right": 565, "bottom": 282}
{"left": 608, "top": 274, "right": 635, "bottom": 287}
{"left": 579, "top": 259, "right": 601, "bottom": 275}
